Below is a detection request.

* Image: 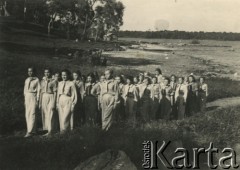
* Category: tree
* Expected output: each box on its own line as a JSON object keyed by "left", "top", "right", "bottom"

{"left": 90, "top": 0, "right": 124, "bottom": 41}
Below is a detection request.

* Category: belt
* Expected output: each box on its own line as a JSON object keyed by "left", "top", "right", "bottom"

{"left": 60, "top": 94, "right": 71, "bottom": 97}
{"left": 26, "top": 91, "right": 37, "bottom": 94}
{"left": 102, "top": 92, "right": 115, "bottom": 96}
{"left": 43, "top": 92, "right": 54, "bottom": 94}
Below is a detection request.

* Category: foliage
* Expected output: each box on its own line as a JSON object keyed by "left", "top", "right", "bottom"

{"left": 206, "top": 77, "right": 240, "bottom": 102}
{"left": 119, "top": 30, "right": 240, "bottom": 41}
{"left": 2, "top": 0, "right": 125, "bottom": 40}
{"left": 190, "top": 39, "right": 200, "bottom": 44}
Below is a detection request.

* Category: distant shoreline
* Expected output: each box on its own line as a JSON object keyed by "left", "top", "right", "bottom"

{"left": 119, "top": 30, "right": 240, "bottom": 41}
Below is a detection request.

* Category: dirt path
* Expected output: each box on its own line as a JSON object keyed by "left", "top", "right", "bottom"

{"left": 207, "top": 96, "right": 240, "bottom": 110}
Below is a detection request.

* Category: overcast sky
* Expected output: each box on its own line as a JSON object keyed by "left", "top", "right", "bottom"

{"left": 119, "top": 0, "right": 240, "bottom": 32}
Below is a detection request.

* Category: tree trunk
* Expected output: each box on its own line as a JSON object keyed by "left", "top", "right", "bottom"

{"left": 82, "top": 14, "right": 88, "bottom": 40}
{"left": 66, "top": 24, "right": 70, "bottom": 40}
{"left": 23, "top": 0, "right": 27, "bottom": 21}
{"left": 95, "top": 28, "right": 98, "bottom": 42}
{"left": 48, "top": 19, "right": 52, "bottom": 36}
{"left": 3, "top": 1, "right": 10, "bottom": 16}
{"left": 48, "top": 13, "right": 56, "bottom": 36}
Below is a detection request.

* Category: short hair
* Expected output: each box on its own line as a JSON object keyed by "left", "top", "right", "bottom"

{"left": 199, "top": 76, "right": 205, "bottom": 81}
{"left": 44, "top": 68, "right": 52, "bottom": 74}
{"left": 28, "top": 66, "right": 37, "bottom": 76}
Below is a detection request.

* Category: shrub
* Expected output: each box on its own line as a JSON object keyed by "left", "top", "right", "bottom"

{"left": 191, "top": 39, "right": 200, "bottom": 44}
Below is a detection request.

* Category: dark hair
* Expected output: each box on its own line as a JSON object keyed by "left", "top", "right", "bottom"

{"left": 139, "top": 74, "right": 144, "bottom": 79}
{"left": 44, "top": 68, "right": 52, "bottom": 74}
{"left": 28, "top": 66, "right": 37, "bottom": 76}
{"left": 144, "top": 77, "right": 151, "bottom": 83}
{"left": 81, "top": 75, "right": 86, "bottom": 82}
{"left": 188, "top": 75, "right": 196, "bottom": 82}
{"left": 73, "top": 70, "right": 81, "bottom": 76}
{"left": 100, "top": 74, "right": 105, "bottom": 78}
{"left": 61, "top": 69, "right": 71, "bottom": 80}
{"left": 178, "top": 77, "right": 184, "bottom": 81}
{"left": 155, "top": 68, "right": 162, "bottom": 74}
{"left": 87, "top": 73, "right": 95, "bottom": 83}
{"left": 93, "top": 71, "right": 99, "bottom": 81}
{"left": 199, "top": 76, "right": 205, "bottom": 81}
{"left": 54, "top": 71, "right": 60, "bottom": 75}
{"left": 105, "top": 69, "right": 113, "bottom": 75}
{"left": 165, "top": 77, "right": 170, "bottom": 83}
{"left": 115, "top": 74, "right": 124, "bottom": 84}
{"left": 126, "top": 75, "right": 133, "bottom": 83}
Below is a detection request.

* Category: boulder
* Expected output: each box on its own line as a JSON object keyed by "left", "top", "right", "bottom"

{"left": 74, "top": 150, "right": 137, "bottom": 170}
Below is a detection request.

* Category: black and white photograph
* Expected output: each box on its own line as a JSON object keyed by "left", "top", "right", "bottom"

{"left": 1, "top": 0, "right": 240, "bottom": 169}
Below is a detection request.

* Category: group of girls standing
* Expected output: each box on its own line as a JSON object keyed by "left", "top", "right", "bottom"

{"left": 23, "top": 67, "right": 208, "bottom": 137}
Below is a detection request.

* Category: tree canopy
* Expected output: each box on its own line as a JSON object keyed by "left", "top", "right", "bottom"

{"left": 1, "top": 0, "right": 125, "bottom": 40}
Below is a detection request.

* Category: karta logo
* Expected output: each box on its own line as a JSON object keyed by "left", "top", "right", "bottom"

{"left": 142, "top": 141, "right": 239, "bottom": 169}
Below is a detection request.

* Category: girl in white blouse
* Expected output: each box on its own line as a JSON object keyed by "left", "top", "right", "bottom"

{"left": 175, "top": 77, "right": 188, "bottom": 120}
{"left": 122, "top": 76, "right": 139, "bottom": 126}
{"left": 40, "top": 68, "right": 57, "bottom": 136}
{"left": 23, "top": 67, "right": 40, "bottom": 137}
{"left": 57, "top": 69, "right": 77, "bottom": 133}
{"left": 198, "top": 77, "right": 209, "bottom": 112}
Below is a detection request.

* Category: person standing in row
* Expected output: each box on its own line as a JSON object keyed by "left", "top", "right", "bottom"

{"left": 175, "top": 77, "right": 188, "bottom": 120}
{"left": 72, "top": 70, "right": 84, "bottom": 127}
{"left": 150, "top": 77, "right": 161, "bottom": 120}
{"left": 186, "top": 75, "right": 199, "bottom": 116}
{"left": 84, "top": 74, "right": 98, "bottom": 126}
{"left": 160, "top": 78, "right": 172, "bottom": 120}
{"left": 52, "top": 72, "right": 61, "bottom": 132}
{"left": 114, "top": 75, "right": 125, "bottom": 122}
{"left": 198, "top": 77, "right": 208, "bottom": 113}
{"left": 122, "top": 76, "right": 139, "bottom": 126}
{"left": 139, "top": 77, "right": 152, "bottom": 122}
{"left": 39, "top": 68, "right": 57, "bottom": 136}
{"left": 169, "top": 75, "right": 177, "bottom": 119}
{"left": 91, "top": 75, "right": 105, "bottom": 126}
{"left": 155, "top": 68, "right": 163, "bottom": 84}
{"left": 57, "top": 69, "right": 77, "bottom": 133}
{"left": 100, "top": 69, "right": 119, "bottom": 131}
{"left": 24, "top": 67, "right": 40, "bottom": 137}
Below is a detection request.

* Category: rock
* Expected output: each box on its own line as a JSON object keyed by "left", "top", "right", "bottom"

{"left": 74, "top": 150, "right": 137, "bottom": 170}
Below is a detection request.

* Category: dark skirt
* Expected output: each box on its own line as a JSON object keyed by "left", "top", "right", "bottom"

{"left": 114, "top": 96, "right": 125, "bottom": 122}
{"left": 140, "top": 97, "right": 151, "bottom": 122}
{"left": 198, "top": 92, "right": 207, "bottom": 113}
{"left": 186, "top": 92, "right": 198, "bottom": 117}
{"left": 160, "top": 97, "right": 172, "bottom": 120}
{"left": 84, "top": 95, "right": 98, "bottom": 125}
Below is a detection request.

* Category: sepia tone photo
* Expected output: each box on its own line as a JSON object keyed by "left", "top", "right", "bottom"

{"left": 0, "top": 0, "right": 240, "bottom": 169}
